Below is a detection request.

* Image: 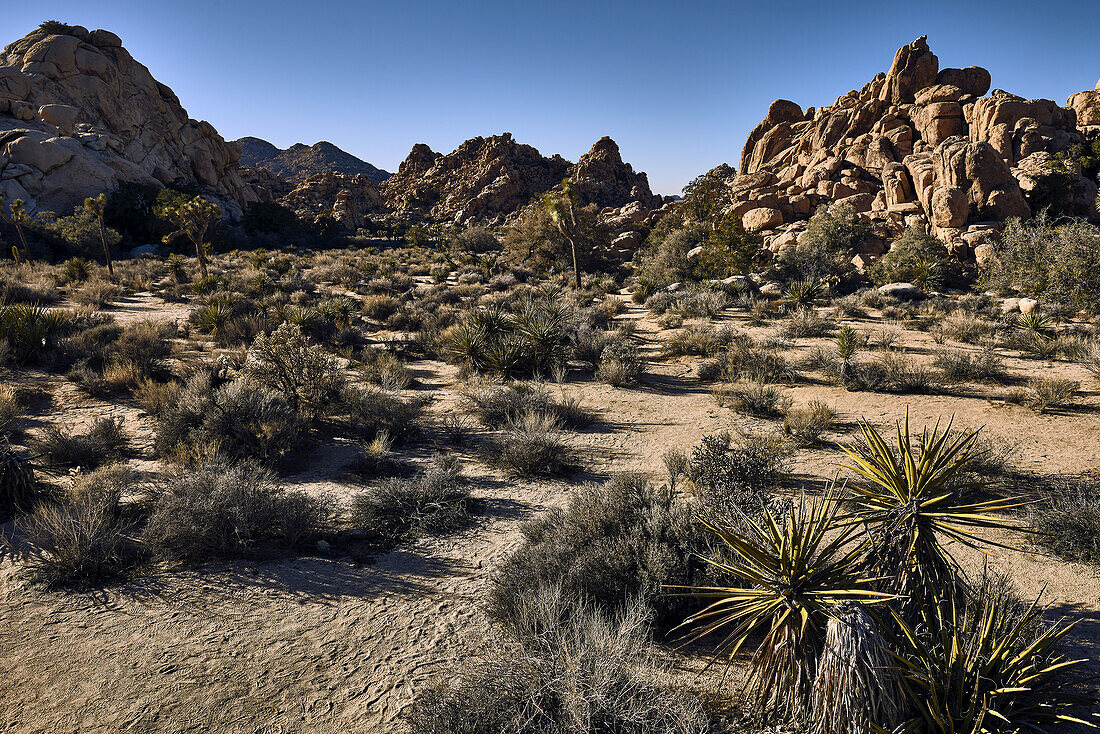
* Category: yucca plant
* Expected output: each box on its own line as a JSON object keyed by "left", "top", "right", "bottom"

{"left": 511, "top": 297, "right": 571, "bottom": 374}
{"left": 675, "top": 491, "right": 891, "bottom": 720}
{"left": 784, "top": 278, "right": 824, "bottom": 308}
{"left": 0, "top": 302, "right": 71, "bottom": 364}
{"left": 1013, "top": 310, "right": 1056, "bottom": 340}
{"left": 840, "top": 413, "right": 1023, "bottom": 610}
{"left": 891, "top": 593, "right": 1096, "bottom": 733}
{"left": 0, "top": 439, "right": 42, "bottom": 519}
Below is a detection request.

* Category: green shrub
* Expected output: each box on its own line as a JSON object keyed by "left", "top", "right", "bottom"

{"left": 244, "top": 323, "right": 345, "bottom": 422}
{"left": 0, "top": 303, "right": 70, "bottom": 365}
{"left": 869, "top": 227, "right": 960, "bottom": 290}
{"left": 772, "top": 202, "right": 869, "bottom": 284}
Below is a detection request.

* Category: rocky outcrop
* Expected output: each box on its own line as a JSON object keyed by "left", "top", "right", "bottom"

{"left": 720, "top": 35, "right": 1097, "bottom": 258}
{"left": 1067, "top": 78, "right": 1100, "bottom": 129}
{"left": 282, "top": 172, "right": 385, "bottom": 231}
{"left": 380, "top": 132, "right": 662, "bottom": 224}
{"left": 0, "top": 24, "right": 255, "bottom": 216}
{"left": 235, "top": 137, "right": 391, "bottom": 184}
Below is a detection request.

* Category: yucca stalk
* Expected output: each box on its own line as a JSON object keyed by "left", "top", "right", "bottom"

{"left": 891, "top": 593, "right": 1097, "bottom": 733}
{"left": 840, "top": 412, "right": 1024, "bottom": 610}
{"left": 674, "top": 491, "right": 892, "bottom": 720}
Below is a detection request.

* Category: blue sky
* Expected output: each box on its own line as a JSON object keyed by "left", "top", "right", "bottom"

{"left": 6, "top": 1, "right": 1100, "bottom": 194}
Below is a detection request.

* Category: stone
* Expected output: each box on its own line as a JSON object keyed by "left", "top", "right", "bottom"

{"left": 316, "top": 540, "right": 331, "bottom": 553}
{"left": 37, "top": 103, "right": 79, "bottom": 135}
{"left": 129, "top": 244, "right": 160, "bottom": 258}
{"left": 973, "top": 243, "right": 996, "bottom": 268}
{"left": 1018, "top": 297, "right": 1039, "bottom": 314}
{"left": 877, "top": 282, "right": 926, "bottom": 300}
{"left": 935, "top": 66, "right": 992, "bottom": 97}
{"left": 742, "top": 207, "right": 784, "bottom": 231}
{"left": 1001, "top": 297, "right": 1021, "bottom": 313}
{"left": 879, "top": 36, "right": 938, "bottom": 105}
{"left": 931, "top": 186, "right": 968, "bottom": 228}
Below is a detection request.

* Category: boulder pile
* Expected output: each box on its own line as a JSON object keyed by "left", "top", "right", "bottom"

{"left": 0, "top": 24, "right": 256, "bottom": 217}
{"left": 721, "top": 36, "right": 1098, "bottom": 259}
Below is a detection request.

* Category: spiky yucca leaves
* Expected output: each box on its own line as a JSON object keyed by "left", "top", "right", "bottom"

{"left": 840, "top": 413, "right": 1023, "bottom": 610}
{"left": 891, "top": 594, "right": 1096, "bottom": 733}
{"left": 0, "top": 440, "right": 42, "bottom": 519}
{"left": 783, "top": 278, "right": 824, "bottom": 308}
{"left": 0, "top": 302, "right": 70, "bottom": 364}
{"left": 811, "top": 601, "right": 904, "bottom": 734}
{"left": 511, "top": 297, "right": 571, "bottom": 375}
{"left": 1013, "top": 310, "right": 1056, "bottom": 339}
{"left": 676, "top": 492, "right": 891, "bottom": 720}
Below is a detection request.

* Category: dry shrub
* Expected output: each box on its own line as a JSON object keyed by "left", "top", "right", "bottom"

{"left": 34, "top": 417, "right": 127, "bottom": 471}
{"left": 462, "top": 381, "right": 591, "bottom": 429}
{"left": 485, "top": 410, "right": 572, "bottom": 477}
{"left": 406, "top": 588, "right": 711, "bottom": 734}
{"left": 713, "top": 380, "right": 792, "bottom": 417}
{"left": 1030, "top": 478, "right": 1100, "bottom": 564}
{"left": 141, "top": 461, "right": 333, "bottom": 562}
{"left": 20, "top": 495, "right": 128, "bottom": 586}
{"left": 783, "top": 400, "right": 837, "bottom": 446}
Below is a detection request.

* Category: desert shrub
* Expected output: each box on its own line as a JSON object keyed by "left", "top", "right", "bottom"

{"left": 502, "top": 202, "right": 611, "bottom": 277}
{"left": 665, "top": 324, "right": 745, "bottom": 357}
{"left": 703, "top": 338, "right": 799, "bottom": 384}
{"left": 595, "top": 342, "right": 644, "bottom": 386}
{"left": 406, "top": 590, "right": 710, "bottom": 734}
{"left": 933, "top": 347, "right": 1009, "bottom": 383}
{"left": 442, "top": 297, "right": 573, "bottom": 377}
{"left": 571, "top": 323, "right": 618, "bottom": 369}
{"left": 782, "top": 400, "right": 837, "bottom": 445}
{"left": 713, "top": 380, "right": 792, "bottom": 417}
{"left": 134, "top": 378, "right": 182, "bottom": 417}
{"left": 771, "top": 202, "right": 869, "bottom": 284}
{"left": 869, "top": 227, "right": 960, "bottom": 290}
{"left": 348, "top": 455, "right": 471, "bottom": 546}
{"left": 488, "top": 474, "right": 713, "bottom": 627}
{"left": 449, "top": 225, "right": 500, "bottom": 255}
{"left": 1030, "top": 478, "right": 1100, "bottom": 564}
{"left": 486, "top": 411, "right": 572, "bottom": 477}
{"left": 781, "top": 307, "right": 834, "bottom": 338}
{"left": 336, "top": 384, "right": 431, "bottom": 442}
{"left": 142, "top": 462, "right": 333, "bottom": 562}
{"left": 632, "top": 222, "right": 705, "bottom": 298}
{"left": 243, "top": 323, "right": 345, "bottom": 422}
{"left": 362, "top": 294, "right": 401, "bottom": 322}
{"left": 462, "top": 381, "right": 590, "bottom": 429}
{"left": 34, "top": 417, "right": 127, "bottom": 471}
{"left": 0, "top": 440, "right": 43, "bottom": 519}
{"left": 72, "top": 278, "right": 125, "bottom": 308}
{"left": 357, "top": 348, "right": 413, "bottom": 389}
{"left": 113, "top": 320, "right": 174, "bottom": 376}
{"left": 983, "top": 214, "right": 1100, "bottom": 312}
{"left": 941, "top": 314, "right": 994, "bottom": 345}
{"left": 155, "top": 374, "right": 300, "bottom": 465}
{"left": 20, "top": 494, "right": 128, "bottom": 587}
{"left": 1006, "top": 377, "right": 1079, "bottom": 413}
{"left": 675, "top": 288, "right": 727, "bottom": 318}
{"left": 0, "top": 386, "right": 21, "bottom": 440}
{"left": 848, "top": 352, "right": 941, "bottom": 394}
{"left": 686, "top": 431, "right": 789, "bottom": 517}
{"left": 0, "top": 303, "right": 71, "bottom": 365}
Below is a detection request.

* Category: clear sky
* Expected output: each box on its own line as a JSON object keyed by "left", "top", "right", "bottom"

{"left": 5, "top": 1, "right": 1100, "bottom": 194}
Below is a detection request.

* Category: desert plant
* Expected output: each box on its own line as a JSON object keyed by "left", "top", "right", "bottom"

{"left": 933, "top": 347, "right": 1008, "bottom": 384}
{"left": 486, "top": 410, "right": 572, "bottom": 477}
{"left": 841, "top": 414, "right": 1022, "bottom": 609}
{"left": 0, "top": 386, "right": 20, "bottom": 440}
{"left": 782, "top": 400, "right": 836, "bottom": 445}
{"left": 406, "top": 589, "right": 710, "bottom": 734}
{"left": 713, "top": 380, "right": 792, "bottom": 417}
{"left": 348, "top": 455, "right": 471, "bottom": 546}
{"left": 686, "top": 431, "right": 789, "bottom": 517}
{"left": 0, "top": 440, "right": 42, "bottom": 519}
{"left": 1029, "top": 478, "right": 1100, "bottom": 564}
{"left": 142, "top": 461, "right": 332, "bottom": 562}
{"left": 244, "top": 323, "right": 345, "bottom": 422}
{"left": 462, "top": 381, "right": 590, "bottom": 429}
{"left": 20, "top": 494, "right": 128, "bottom": 586}
{"left": 155, "top": 195, "right": 220, "bottom": 279}
{"left": 676, "top": 491, "right": 890, "bottom": 721}
{"left": 34, "top": 417, "right": 127, "bottom": 471}
{"left": 489, "top": 474, "right": 712, "bottom": 628}
{"left": 595, "top": 341, "right": 644, "bottom": 386}
{"left": 0, "top": 302, "right": 70, "bottom": 364}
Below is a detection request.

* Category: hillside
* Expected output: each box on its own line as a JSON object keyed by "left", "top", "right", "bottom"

{"left": 234, "top": 137, "right": 391, "bottom": 184}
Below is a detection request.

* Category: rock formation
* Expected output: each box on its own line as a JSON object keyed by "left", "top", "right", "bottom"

{"left": 0, "top": 24, "right": 255, "bottom": 217}
{"left": 723, "top": 36, "right": 1098, "bottom": 258}
{"left": 235, "top": 137, "right": 391, "bottom": 184}
{"left": 379, "top": 132, "right": 663, "bottom": 224}
{"left": 281, "top": 172, "right": 384, "bottom": 231}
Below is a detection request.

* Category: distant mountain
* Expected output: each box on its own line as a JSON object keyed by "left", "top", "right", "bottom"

{"left": 234, "top": 137, "right": 391, "bottom": 184}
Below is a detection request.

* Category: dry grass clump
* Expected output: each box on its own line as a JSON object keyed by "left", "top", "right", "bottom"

{"left": 782, "top": 400, "right": 837, "bottom": 445}
{"left": 932, "top": 347, "right": 1009, "bottom": 384}
{"left": 1006, "top": 377, "right": 1079, "bottom": 413}
{"left": 665, "top": 324, "right": 745, "bottom": 357}
{"left": 485, "top": 410, "right": 573, "bottom": 477}
{"left": 141, "top": 462, "right": 334, "bottom": 562}
{"left": 713, "top": 380, "right": 792, "bottom": 417}
{"left": 462, "top": 381, "right": 591, "bottom": 429}
{"left": 348, "top": 455, "right": 471, "bottom": 547}
{"left": 405, "top": 589, "right": 711, "bottom": 734}
{"left": 780, "top": 307, "right": 834, "bottom": 338}
{"left": 71, "top": 278, "right": 125, "bottom": 308}
{"left": 1030, "top": 477, "right": 1100, "bottom": 564}
{"left": 19, "top": 493, "right": 129, "bottom": 587}
{"left": 356, "top": 348, "right": 413, "bottom": 389}
{"left": 0, "top": 385, "right": 21, "bottom": 440}
{"left": 34, "top": 417, "right": 127, "bottom": 471}
{"left": 595, "top": 341, "right": 645, "bottom": 386}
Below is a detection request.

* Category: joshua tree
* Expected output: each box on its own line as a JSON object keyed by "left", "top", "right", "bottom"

{"left": 155, "top": 195, "right": 220, "bottom": 279}
{"left": 83, "top": 194, "right": 115, "bottom": 277}
{"left": 543, "top": 179, "right": 582, "bottom": 290}
{"left": 0, "top": 196, "right": 31, "bottom": 262}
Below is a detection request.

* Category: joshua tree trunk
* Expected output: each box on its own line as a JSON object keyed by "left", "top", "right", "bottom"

{"left": 568, "top": 235, "right": 580, "bottom": 290}
{"left": 98, "top": 222, "right": 114, "bottom": 278}
{"left": 193, "top": 237, "right": 209, "bottom": 279}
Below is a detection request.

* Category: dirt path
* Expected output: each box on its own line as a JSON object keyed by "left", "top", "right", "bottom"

{"left": 2, "top": 297, "right": 1099, "bottom": 731}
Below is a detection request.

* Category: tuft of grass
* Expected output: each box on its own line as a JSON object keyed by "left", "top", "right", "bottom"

{"left": 1006, "top": 377, "right": 1079, "bottom": 413}
{"left": 783, "top": 400, "right": 837, "bottom": 446}
{"left": 34, "top": 417, "right": 127, "bottom": 471}
{"left": 933, "top": 347, "right": 1009, "bottom": 384}
{"left": 1030, "top": 478, "right": 1100, "bottom": 564}
{"left": 486, "top": 410, "right": 572, "bottom": 477}
{"left": 713, "top": 380, "right": 792, "bottom": 417}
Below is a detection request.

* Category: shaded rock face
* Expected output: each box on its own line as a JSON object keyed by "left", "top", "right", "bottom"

{"left": 0, "top": 25, "right": 255, "bottom": 216}
{"left": 235, "top": 137, "right": 391, "bottom": 184}
{"left": 282, "top": 172, "right": 384, "bottom": 231}
{"left": 380, "top": 132, "right": 660, "bottom": 223}
{"left": 725, "top": 35, "right": 1096, "bottom": 253}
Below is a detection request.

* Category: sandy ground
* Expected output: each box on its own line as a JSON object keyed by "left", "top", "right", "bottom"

{"left": 1, "top": 293, "right": 1099, "bottom": 732}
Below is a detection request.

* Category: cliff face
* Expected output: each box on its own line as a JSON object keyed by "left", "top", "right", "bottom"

{"left": 723, "top": 36, "right": 1098, "bottom": 256}
{"left": 0, "top": 24, "right": 256, "bottom": 217}
{"left": 379, "top": 133, "right": 661, "bottom": 223}
{"left": 235, "top": 137, "right": 391, "bottom": 184}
